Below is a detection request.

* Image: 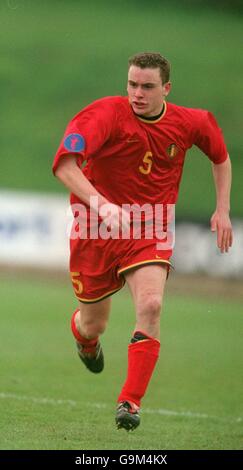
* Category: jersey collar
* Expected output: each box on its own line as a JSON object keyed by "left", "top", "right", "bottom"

{"left": 134, "top": 101, "right": 167, "bottom": 124}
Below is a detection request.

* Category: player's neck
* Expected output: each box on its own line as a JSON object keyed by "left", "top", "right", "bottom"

{"left": 134, "top": 103, "right": 165, "bottom": 121}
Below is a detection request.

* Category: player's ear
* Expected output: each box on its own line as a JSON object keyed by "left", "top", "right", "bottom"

{"left": 163, "top": 81, "right": 171, "bottom": 96}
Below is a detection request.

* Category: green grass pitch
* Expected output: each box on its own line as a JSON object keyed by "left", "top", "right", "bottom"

{"left": 0, "top": 275, "right": 242, "bottom": 450}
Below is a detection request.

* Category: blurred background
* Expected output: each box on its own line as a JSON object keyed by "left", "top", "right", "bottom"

{"left": 0, "top": 0, "right": 242, "bottom": 450}
{"left": 1, "top": 0, "right": 242, "bottom": 207}
{"left": 1, "top": 0, "right": 242, "bottom": 274}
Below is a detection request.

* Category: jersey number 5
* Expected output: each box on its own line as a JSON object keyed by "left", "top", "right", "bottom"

{"left": 139, "top": 151, "right": 153, "bottom": 175}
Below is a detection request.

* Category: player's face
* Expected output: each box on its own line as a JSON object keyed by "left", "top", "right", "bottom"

{"left": 127, "top": 66, "right": 171, "bottom": 117}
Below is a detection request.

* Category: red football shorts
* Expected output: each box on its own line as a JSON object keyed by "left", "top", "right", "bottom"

{"left": 70, "top": 233, "right": 172, "bottom": 303}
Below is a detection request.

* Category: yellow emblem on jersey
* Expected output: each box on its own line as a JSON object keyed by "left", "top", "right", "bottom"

{"left": 167, "top": 143, "right": 179, "bottom": 158}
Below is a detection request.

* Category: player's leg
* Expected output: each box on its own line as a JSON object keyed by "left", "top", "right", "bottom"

{"left": 126, "top": 264, "right": 167, "bottom": 339}
{"left": 75, "top": 298, "right": 111, "bottom": 338}
{"left": 71, "top": 298, "right": 111, "bottom": 374}
{"left": 69, "top": 236, "right": 123, "bottom": 373}
{"left": 116, "top": 264, "right": 167, "bottom": 430}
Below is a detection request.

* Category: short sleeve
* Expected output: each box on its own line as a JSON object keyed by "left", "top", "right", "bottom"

{"left": 193, "top": 110, "right": 228, "bottom": 164}
{"left": 52, "top": 97, "right": 117, "bottom": 173}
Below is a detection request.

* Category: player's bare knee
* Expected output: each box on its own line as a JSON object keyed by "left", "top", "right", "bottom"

{"left": 81, "top": 318, "right": 107, "bottom": 338}
{"left": 137, "top": 294, "right": 162, "bottom": 320}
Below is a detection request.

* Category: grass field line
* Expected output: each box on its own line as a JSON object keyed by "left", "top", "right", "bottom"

{"left": 1, "top": 392, "right": 242, "bottom": 424}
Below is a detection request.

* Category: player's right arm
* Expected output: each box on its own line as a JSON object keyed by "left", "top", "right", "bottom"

{"left": 55, "top": 154, "right": 108, "bottom": 210}
{"left": 53, "top": 98, "right": 130, "bottom": 230}
{"left": 55, "top": 155, "right": 130, "bottom": 232}
{"left": 53, "top": 98, "right": 116, "bottom": 209}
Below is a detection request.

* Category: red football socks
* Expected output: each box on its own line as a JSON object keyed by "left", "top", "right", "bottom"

{"left": 71, "top": 309, "right": 98, "bottom": 353}
{"left": 117, "top": 331, "right": 160, "bottom": 407}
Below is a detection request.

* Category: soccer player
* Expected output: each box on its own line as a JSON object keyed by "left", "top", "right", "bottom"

{"left": 53, "top": 52, "right": 233, "bottom": 431}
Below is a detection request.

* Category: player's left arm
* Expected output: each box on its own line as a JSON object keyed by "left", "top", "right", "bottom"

{"left": 210, "top": 155, "right": 233, "bottom": 253}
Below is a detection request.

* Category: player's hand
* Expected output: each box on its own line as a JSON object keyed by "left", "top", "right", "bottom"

{"left": 210, "top": 210, "right": 233, "bottom": 253}
{"left": 99, "top": 203, "right": 131, "bottom": 235}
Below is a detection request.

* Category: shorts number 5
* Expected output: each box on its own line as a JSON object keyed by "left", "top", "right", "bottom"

{"left": 70, "top": 272, "right": 83, "bottom": 294}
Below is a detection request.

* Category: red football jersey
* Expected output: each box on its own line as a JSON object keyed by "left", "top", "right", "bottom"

{"left": 53, "top": 96, "right": 228, "bottom": 207}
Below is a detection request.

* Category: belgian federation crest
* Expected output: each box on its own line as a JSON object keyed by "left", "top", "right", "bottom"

{"left": 167, "top": 143, "right": 179, "bottom": 158}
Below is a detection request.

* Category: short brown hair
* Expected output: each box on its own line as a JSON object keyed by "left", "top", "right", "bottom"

{"left": 128, "top": 52, "right": 170, "bottom": 84}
